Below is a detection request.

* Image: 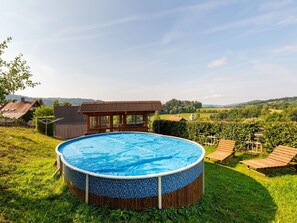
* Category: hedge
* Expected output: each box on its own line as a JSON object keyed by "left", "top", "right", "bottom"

{"left": 152, "top": 120, "right": 188, "bottom": 138}
{"left": 152, "top": 120, "right": 297, "bottom": 152}
{"left": 262, "top": 122, "right": 297, "bottom": 151}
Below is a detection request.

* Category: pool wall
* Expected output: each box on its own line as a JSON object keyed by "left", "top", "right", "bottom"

{"left": 57, "top": 132, "right": 205, "bottom": 210}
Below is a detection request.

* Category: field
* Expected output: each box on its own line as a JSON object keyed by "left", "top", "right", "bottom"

{"left": 159, "top": 113, "right": 210, "bottom": 120}
{"left": 157, "top": 108, "right": 230, "bottom": 121}
{"left": 0, "top": 127, "right": 297, "bottom": 222}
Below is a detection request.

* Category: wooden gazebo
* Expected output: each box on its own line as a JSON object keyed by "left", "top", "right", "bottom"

{"left": 78, "top": 101, "right": 162, "bottom": 135}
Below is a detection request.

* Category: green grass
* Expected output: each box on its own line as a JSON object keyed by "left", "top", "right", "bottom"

{"left": 0, "top": 127, "right": 296, "bottom": 222}
{"left": 158, "top": 108, "right": 230, "bottom": 121}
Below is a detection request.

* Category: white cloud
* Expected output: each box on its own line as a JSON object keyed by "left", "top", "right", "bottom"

{"left": 259, "top": 0, "right": 294, "bottom": 11}
{"left": 202, "top": 94, "right": 223, "bottom": 99}
{"left": 207, "top": 57, "right": 227, "bottom": 68}
{"left": 56, "top": 0, "right": 235, "bottom": 40}
{"left": 271, "top": 45, "right": 297, "bottom": 53}
{"left": 201, "top": 8, "right": 297, "bottom": 37}
{"left": 161, "top": 0, "right": 235, "bottom": 44}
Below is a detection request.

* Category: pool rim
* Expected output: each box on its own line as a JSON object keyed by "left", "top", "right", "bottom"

{"left": 56, "top": 131, "right": 205, "bottom": 180}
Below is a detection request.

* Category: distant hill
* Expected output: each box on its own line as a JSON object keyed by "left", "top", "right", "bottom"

{"left": 202, "top": 104, "right": 225, "bottom": 108}
{"left": 232, "top": 96, "right": 297, "bottom": 108}
{"left": 6, "top": 95, "right": 102, "bottom": 106}
{"left": 6, "top": 95, "right": 297, "bottom": 109}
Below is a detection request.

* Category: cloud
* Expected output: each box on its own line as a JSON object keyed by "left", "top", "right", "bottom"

{"left": 208, "top": 57, "right": 227, "bottom": 68}
{"left": 202, "top": 9, "right": 297, "bottom": 35}
{"left": 161, "top": 0, "right": 235, "bottom": 44}
{"left": 202, "top": 94, "right": 223, "bottom": 99}
{"left": 271, "top": 45, "right": 297, "bottom": 53}
{"left": 55, "top": 0, "right": 235, "bottom": 41}
{"left": 259, "top": 0, "right": 294, "bottom": 11}
{"left": 161, "top": 1, "right": 297, "bottom": 45}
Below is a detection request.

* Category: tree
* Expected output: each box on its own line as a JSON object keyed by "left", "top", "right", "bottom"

{"left": 61, "top": 102, "right": 72, "bottom": 106}
{"left": 35, "top": 98, "right": 44, "bottom": 106}
{"left": 194, "top": 112, "right": 201, "bottom": 121}
{"left": 162, "top": 99, "right": 202, "bottom": 114}
{"left": 52, "top": 99, "right": 60, "bottom": 107}
{"left": 286, "top": 108, "right": 297, "bottom": 122}
{"left": 264, "top": 112, "right": 286, "bottom": 122}
{"left": 33, "top": 105, "right": 54, "bottom": 118}
{"left": 0, "top": 37, "right": 39, "bottom": 103}
{"left": 154, "top": 111, "right": 160, "bottom": 121}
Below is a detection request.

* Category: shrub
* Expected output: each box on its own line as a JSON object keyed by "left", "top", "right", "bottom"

{"left": 152, "top": 120, "right": 188, "bottom": 138}
{"left": 187, "top": 122, "right": 260, "bottom": 150}
{"left": 153, "top": 120, "right": 297, "bottom": 152}
{"left": 262, "top": 122, "right": 297, "bottom": 152}
{"left": 33, "top": 106, "right": 54, "bottom": 136}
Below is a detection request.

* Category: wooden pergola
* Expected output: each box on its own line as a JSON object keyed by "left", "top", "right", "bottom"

{"left": 78, "top": 101, "right": 162, "bottom": 135}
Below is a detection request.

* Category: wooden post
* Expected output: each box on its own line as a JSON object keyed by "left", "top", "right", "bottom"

{"left": 110, "top": 115, "right": 113, "bottom": 132}
{"left": 95, "top": 116, "right": 98, "bottom": 129}
{"left": 87, "top": 115, "right": 90, "bottom": 131}
{"left": 123, "top": 114, "right": 127, "bottom": 130}
{"left": 144, "top": 113, "right": 149, "bottom": 131}
{"left": 119, "top": 115, "right": 123, "bottom": 131}
{"left": 143, "top": 114, "right": 147, "bottom": 126}
{"left": 98, "top": 116, "right": 101, "bottom": 131}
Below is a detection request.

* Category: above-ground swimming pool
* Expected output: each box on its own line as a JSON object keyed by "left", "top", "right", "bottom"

{"left": 56, "top": 132, "right": 205, "bottom": 210}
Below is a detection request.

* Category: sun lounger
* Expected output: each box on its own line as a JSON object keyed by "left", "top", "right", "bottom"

{"left": 240, "top": 145, "right": 297, "bottom": 175}
{"left": 205, "top": 139, "right": 236, "bottom": 162}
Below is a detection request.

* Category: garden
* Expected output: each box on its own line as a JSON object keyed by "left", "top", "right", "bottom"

{"left": 1, "top": 127, "right": 296, "bottom": 223}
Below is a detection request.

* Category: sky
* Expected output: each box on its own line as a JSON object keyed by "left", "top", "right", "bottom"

{"left": 1, "top": 0, "right": 297, "bottom": 105}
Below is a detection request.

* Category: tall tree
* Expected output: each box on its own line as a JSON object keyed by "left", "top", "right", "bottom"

{"left": 0, "top": 37, "right": 39, "bottom": 103}
{"left": 52, "top": 99, "right": 60, "bottom": 107}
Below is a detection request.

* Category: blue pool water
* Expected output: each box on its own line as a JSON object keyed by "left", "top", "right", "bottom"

{"left": 57, "top": 132, "right": 203, "bottom": 177}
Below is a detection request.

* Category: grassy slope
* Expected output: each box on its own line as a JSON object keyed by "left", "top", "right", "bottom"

{"left": 159, "top": 108, "right": 229, "bottom": 120}
{"left": 0, "top": 127, "right": 296, "bottom": 223}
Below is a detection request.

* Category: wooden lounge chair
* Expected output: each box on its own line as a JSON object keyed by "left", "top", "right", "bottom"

{"left": 240, "top": 145, "right": 297, "bottom": 175}
{"left": 205, "top": 139, "right": 236, "bottom": 162}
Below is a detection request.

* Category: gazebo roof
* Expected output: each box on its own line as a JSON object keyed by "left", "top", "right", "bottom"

{"left": 79, "top": 101, "right": 162, "bottom": 113}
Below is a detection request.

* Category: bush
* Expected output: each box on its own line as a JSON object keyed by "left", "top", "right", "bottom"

{"left": 262, "top": 122, "right": 297, "bottom": 152}
{"left": 153, "top": 120, "right": 297, "bottom": 152}
{"left": 152, "top": 120, "right": 188, "bottom": 138}
{"left": 33, "top": 105, "right": 54, "bottom": 136}
{"left": 187, "top": 122, "right": 260, "bottom": 150}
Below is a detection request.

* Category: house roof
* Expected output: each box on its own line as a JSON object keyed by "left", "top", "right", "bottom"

{"left": 167, "top": 116, "right": 187, "bottom": 122}
{"left": 0, "top": 100, "right": 39, "bottom": 119}
{"left": 54, "top": 106, "right": 86, "bottom": 139}
{"left": 79, "top": 101, "right": 162, "bottom": 113}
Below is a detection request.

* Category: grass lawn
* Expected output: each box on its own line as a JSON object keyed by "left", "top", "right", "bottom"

{"left": 158, "top": 108, "right": 230, "bottom": 121}
{"left": 0, "top": 127, "right": 297, "bottom": 222}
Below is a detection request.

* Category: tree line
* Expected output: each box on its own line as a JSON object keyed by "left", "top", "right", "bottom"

{"left": 210, "top": 104, "right": 297, "bottom": 122}
{"left": 162, "top": 99, "right": 202, "bottom": 114}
